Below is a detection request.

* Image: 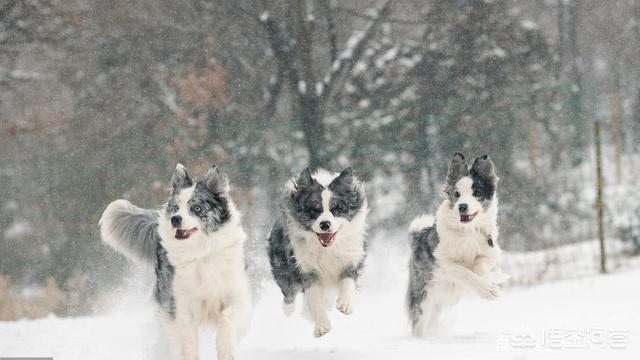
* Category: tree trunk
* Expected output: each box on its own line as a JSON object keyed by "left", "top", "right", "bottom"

{"left": 594, "top": 121, "right": 607, "bottom": 274}
{"left": 556, "top": 0, "right": 565, "bottom": 81}
{"left": 527, "top": 93, "right": 539, "bottom": 178}
{"left": 300, "top": 96, "right": 328, "bottom": 168}
{"left": 634, "top": 0, "right": 640, "bottom": 150}
{"left": 610, "top": 70, "right": 622, "bottom": 183}
{"left": 567, "top": 0, "right": 585, "bottom": 155}
{"left": 405, "top": 105, "right": 430, "bottom": 213}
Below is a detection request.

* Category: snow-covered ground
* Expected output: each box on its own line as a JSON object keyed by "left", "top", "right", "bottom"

{"left": 1, "top": 242, "right": 639, "bottom": 360}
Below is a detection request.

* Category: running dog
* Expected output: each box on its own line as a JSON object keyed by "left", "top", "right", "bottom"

{"left": 407, "top": 153, "right": 508, "bottom": 336}
{"left": 267, "top": 167, "right": 369, "bottom": 337}
{"left": 100, "top": 164, "right": 251, "bottom": 360}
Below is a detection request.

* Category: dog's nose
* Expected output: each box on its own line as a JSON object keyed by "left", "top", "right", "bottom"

{"left": 171, "top": 215, "right": 182, "bottom": 228}
{"left": 458, "top": 203, "right": 468, "bottom": 213}
{"left": 319, "top": 221, "right": 331, "bottom": 232}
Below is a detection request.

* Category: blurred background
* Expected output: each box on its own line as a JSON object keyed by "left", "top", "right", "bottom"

{"left": 1, "top": 0, "right": 639, "bottom": 320}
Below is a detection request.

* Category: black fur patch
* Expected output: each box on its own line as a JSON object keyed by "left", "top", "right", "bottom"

{"left": 470, "top": 155, "right": 497, "bottom": 202}
{"left": 190, "top": 182, "right": 230, "bottom": 233}
{"left": 407, "top": 225, "right": 440, "bottom": 330}
{"left": 166, "top": 164, "right": 231, "bottom": 234}
{"left": 267, "top": 221, "right": 317, "bottom": 303}
{"left": 328, "top": 167, "right": 365, "bottom": 221}
{"left": 287, "top": 168, "right": 325, "bottom": 231}
{"left": 154, "top": 244, "right": 175, "bottom": 318}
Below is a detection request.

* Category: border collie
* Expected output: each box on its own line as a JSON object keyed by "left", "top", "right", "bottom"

{"left": 267, "top": 167, "right": 369, "bottom": 337}
{"left": 99, "top": 164, "right": 251, "bottom": 360}
{"left": 407, "top": 153, "right": 508, "bottom": 336}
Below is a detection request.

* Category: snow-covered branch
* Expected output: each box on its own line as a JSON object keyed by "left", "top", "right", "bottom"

{"left": 319, "top": 0, "right": 393, "bottom": 103}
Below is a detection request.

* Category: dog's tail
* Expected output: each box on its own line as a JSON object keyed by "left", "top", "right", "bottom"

{"left": 99, "top": 199, "right": 160, "bottom": 267}
{"left": 409, "top": 214, "right": 435, "bottom": 235}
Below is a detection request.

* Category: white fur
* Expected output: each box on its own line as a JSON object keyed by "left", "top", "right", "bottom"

{"left": 285, "top": 169, "right": 369, "bottom": 337}
{"left": 409, "top": 214, "right": 435, "bottom": 234}
{"left": 157, "top": 186, "right": 251, "bottom": 360}
{"left": 412, "top": 175, "right": 508, "bottom": 336}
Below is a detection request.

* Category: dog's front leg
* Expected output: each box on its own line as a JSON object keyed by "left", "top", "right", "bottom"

{"left": 336, "top": 276, "right": 356, "bottom": 315}
{"left": 473, "top": 255, "right": 493, "bottom": 276}
{"left": 304, "top": 284, "right": 332, "bottom": 337}
{"left": 216, "top": 299, "right": 251, "bottom": 360}
{"left": 164, "top": 316, "right": 199, "bottom": 360}
{"left": 439, "top": 261, "right": 498, "bottom": 300}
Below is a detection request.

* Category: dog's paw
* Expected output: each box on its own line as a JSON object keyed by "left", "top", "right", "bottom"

{"left": 216, "top": 350, "right": 234, "bottom": 360}
{"left": 313, "top": 322, "right": 332, "bottom": 338}
{"left": 478, "top": 282, "right": 500, "bottom": 300}
{"left": 336, "top": 299, "right": 353, "bottom": 315}
{"left": 282, "top": 301, "right": 295, "bottom": 316}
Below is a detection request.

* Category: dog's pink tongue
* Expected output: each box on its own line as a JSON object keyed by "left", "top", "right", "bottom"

{"left": 175, "top": 228, "right": 197, "bottom": 240}
{"left": 316, "top": 232, "right": 336, "bottom": 247}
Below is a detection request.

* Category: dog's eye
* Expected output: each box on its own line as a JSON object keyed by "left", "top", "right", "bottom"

{"left": 307, "top": 206, "right": 321, "bottom": 215}
{"left": 332, "top": 204, "right": 346, "bottom": 214}
{"left": 192, "top": 205, "right": 202, "bottom": 213}
{"left": 454, "top": 191, "right": 460, "bottom": 198}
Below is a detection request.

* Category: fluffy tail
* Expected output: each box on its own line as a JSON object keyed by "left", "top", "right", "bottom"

{"left": 99, "top": 199, "right": 160, "bottom": 266}
{"left": 409, "top": 214, "right": 435, "bottom": 235}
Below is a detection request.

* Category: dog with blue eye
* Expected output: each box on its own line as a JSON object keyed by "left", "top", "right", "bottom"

{"left": 100, "top": 164, "right": 251, "bottom": 360}
{"left": 407, "top": 153, "right": 509, "bottom": 337}
{"left": 267, "top": 167, "right": 369, "bottom": 337}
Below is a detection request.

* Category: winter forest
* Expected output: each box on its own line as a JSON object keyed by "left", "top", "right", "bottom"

{"left": 1, "top": 0, "right": 640, "bottom": 359}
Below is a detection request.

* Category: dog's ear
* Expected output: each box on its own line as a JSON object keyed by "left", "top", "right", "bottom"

{"left": 294, "top": 167, "right": 315, "bottom": 189}
{"left": 446, "top": 152, "right": 468, "bottom": 186}
{"left": 329, "top": 167, "right": 354, "bottom": 189}
{"left": 203, "top": 164, "right": 229, "bottom": 195}
{"left": 171, "top": 163, "right": 192, "bottom": 192}
{"left": 470, "top": 155, "right": 499, "bottom": 184}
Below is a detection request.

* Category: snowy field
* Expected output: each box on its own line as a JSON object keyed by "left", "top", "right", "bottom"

{"left": 1, "top": 241, "right": 639, "bottom": 360}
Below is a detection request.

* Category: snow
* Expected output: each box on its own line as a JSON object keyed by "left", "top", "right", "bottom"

{"left": 298, "top": 80, "right": 307, "bottom": 94}
{"left": 1, "top": 242, "right": 639, "bottom": 360}
{"left": 521, "top": 20, "right": 539, "bottom": 30}
{"left": 4, "top": 220, "right": 31, "bottom": 239}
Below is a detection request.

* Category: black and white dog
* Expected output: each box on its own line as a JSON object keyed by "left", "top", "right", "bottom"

{"left": 407, "top": 153, "right": 508, "bottom": 336}
{"left": 268, "top": 167, "right": 369, "bottom": 337}
{"left": 99, "top": 164, "right": 251, "bottom": 360}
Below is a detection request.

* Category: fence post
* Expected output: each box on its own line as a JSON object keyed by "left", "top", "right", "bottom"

{"left": 594, "top": 120, "right": 607, "bottom": 273}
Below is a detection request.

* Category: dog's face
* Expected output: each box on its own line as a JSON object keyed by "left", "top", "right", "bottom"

{"left": 442, "top": 153, "right": 498, "bottom": 225}
{"left": 288, "top": 167, "right": 364, "bottom": 247}
{"left": 164, "top": 163, "right": 230, "bottom": 240}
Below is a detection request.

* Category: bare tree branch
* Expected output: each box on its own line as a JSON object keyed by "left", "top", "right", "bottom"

{"left": 334, "top": 4, "right": 423, "bottom": 25}
{"left": 319, "top": 0, "right": 338, "bottom": 63}
{"left": 291, "top": 0, "right": 316, "bottom": 90}
{"left": 262, "top": 70, "right": 283, "bottom": 119}
{"left": 260, "top": 11, "right": 300, "bottom": 89}
{"left": 319, "top": 0, "right": 393, "bottom": 103}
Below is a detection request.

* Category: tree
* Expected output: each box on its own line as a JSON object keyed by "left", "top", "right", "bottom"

{"left": 258, "top": 0, "right": 393, "bottom": 168}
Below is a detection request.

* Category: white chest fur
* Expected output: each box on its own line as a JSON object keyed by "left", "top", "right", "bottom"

{"left": 435, "top": 225, "right": 499, "bottom": 269}
{"left": 291, "top": 230, "right": 366, "bottom": 284}
{"left": 159, "top": 215, "right": 250, "bottom": 324}
{"left": 288, "top": 206, "right": 368, "bottom": 286}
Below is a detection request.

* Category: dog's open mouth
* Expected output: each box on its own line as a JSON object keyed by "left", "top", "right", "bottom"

{"left": 460, "top": 212, "right": 478, "bottom": 223}
{"left": 175, "top": 227, "right": 198, "bottom": 240}
{"left": 316, "top": 232, "right": 337, "bottom": 247}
